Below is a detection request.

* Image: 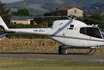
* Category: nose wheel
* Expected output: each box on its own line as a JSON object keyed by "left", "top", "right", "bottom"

{"left": 58, "top": 46, "right": 67, "bottom": 55}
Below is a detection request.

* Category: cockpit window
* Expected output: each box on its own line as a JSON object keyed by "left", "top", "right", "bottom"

{"left": 80, "top": 27, "right": 86, "bottom": 34}
{"left": 80, "top": 27, "right": 102, "bottom": 38}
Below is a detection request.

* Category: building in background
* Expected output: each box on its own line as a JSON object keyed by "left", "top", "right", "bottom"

{"left": 11, "top": 16, "right": 34, "bottom": 25}
{"left": 44, "top": 6, "right": 83, "bottom": 17}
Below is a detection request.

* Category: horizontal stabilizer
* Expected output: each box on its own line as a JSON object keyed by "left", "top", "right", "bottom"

{"left": 0, "top": 33, "right": 7, "bottom": 40}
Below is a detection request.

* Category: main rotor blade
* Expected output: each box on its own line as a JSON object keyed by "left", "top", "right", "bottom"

{"left": 83, "top": 17, "right": 104, "bottom": 23}
{"left": 34, "top": 15, "right": 104, "bottom": 24}
{"left": 34, "top": 14, "right": 79, "bottom": 18}
{"left": 34, "top": 16, "right": 68, "bottom": 18}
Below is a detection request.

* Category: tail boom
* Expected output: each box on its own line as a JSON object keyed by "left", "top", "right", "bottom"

{"left": 0, "top": 16, "right": 8, "bottom": 30}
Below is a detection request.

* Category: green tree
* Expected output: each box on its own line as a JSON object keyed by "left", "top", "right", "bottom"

{"left": 0, "top": 2, "right": 11, "bottom": 24}
{"left": 15, "top": 8, "right": 32, "bottom": 16}
{"left": 91, "top": 13, "right": 104, "bottom": 20}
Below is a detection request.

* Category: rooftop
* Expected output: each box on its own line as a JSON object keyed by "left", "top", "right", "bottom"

{"left": 56, "top": 6, "right": 83, "bottom": 11}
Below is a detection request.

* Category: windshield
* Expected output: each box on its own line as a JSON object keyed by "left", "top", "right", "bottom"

{"left": 99, "top": 27, "right": 104, "bottom": 38}
{"left": 80, "top": 27, "right": 102, "bottom": 39}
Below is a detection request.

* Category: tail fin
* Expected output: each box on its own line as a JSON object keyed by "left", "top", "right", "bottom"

{"left": 0, "top": 16, "right": 8, "bottom": 30}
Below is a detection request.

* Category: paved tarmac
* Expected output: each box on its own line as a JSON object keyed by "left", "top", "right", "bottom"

{"left": 0, "top": 51, "right": 104, "bottom": 63}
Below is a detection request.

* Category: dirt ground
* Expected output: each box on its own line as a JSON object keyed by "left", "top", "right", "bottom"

{"left": 0, "top": 38, "right": 104, "bottom": 53}
{"left": 0, "top": 38, "right": 60, "bottom": 52}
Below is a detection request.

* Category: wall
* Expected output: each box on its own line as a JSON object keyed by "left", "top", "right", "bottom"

{"left": 11, "top": 20, "right": 30, "bottom": 25}
{"left": 67, "top": 7, "right": 83, "bottom": 17}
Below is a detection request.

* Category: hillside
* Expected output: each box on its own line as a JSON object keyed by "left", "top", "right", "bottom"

{"left": 6, "top": 0, "right": 104, "bottom": 15}
{"left": 88, "top": 2, "right": 104, "bottom": 13}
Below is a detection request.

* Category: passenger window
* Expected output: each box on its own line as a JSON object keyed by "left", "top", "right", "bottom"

{"left": 69, "top": 28, "right": 73, "bottom": 29}
{"left": 70, "top": 25, "right": 74, "bottom": 27}
{"left": 69, "top": 25, "right": 74, "bottom": 30}
{"left": 80, "top": 27, "right": 102, "bottom": 38}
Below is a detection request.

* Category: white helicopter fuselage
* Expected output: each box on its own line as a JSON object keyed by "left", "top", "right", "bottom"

{"left": 5, "top": 19, "right": 104, "bottom": 48}
{"left": 0, "top": 16, "right": 104, "bottom": 49}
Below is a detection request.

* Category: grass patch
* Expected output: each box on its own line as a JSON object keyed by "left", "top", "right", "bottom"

{"left": 0, "top": 58, "right": 104, "bottom": 70}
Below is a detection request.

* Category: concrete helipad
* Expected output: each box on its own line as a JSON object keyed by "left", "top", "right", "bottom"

{"left": 0, "top": 51, "right": 104, "bottom": 63}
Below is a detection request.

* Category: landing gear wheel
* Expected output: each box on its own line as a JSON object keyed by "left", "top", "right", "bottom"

{"left": 58, "top": 46, "right": 67, "bottom": 55}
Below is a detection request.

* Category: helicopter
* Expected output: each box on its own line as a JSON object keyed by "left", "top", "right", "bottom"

{"left": 0, "top": 15, "right": 104, "bottom": 55}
